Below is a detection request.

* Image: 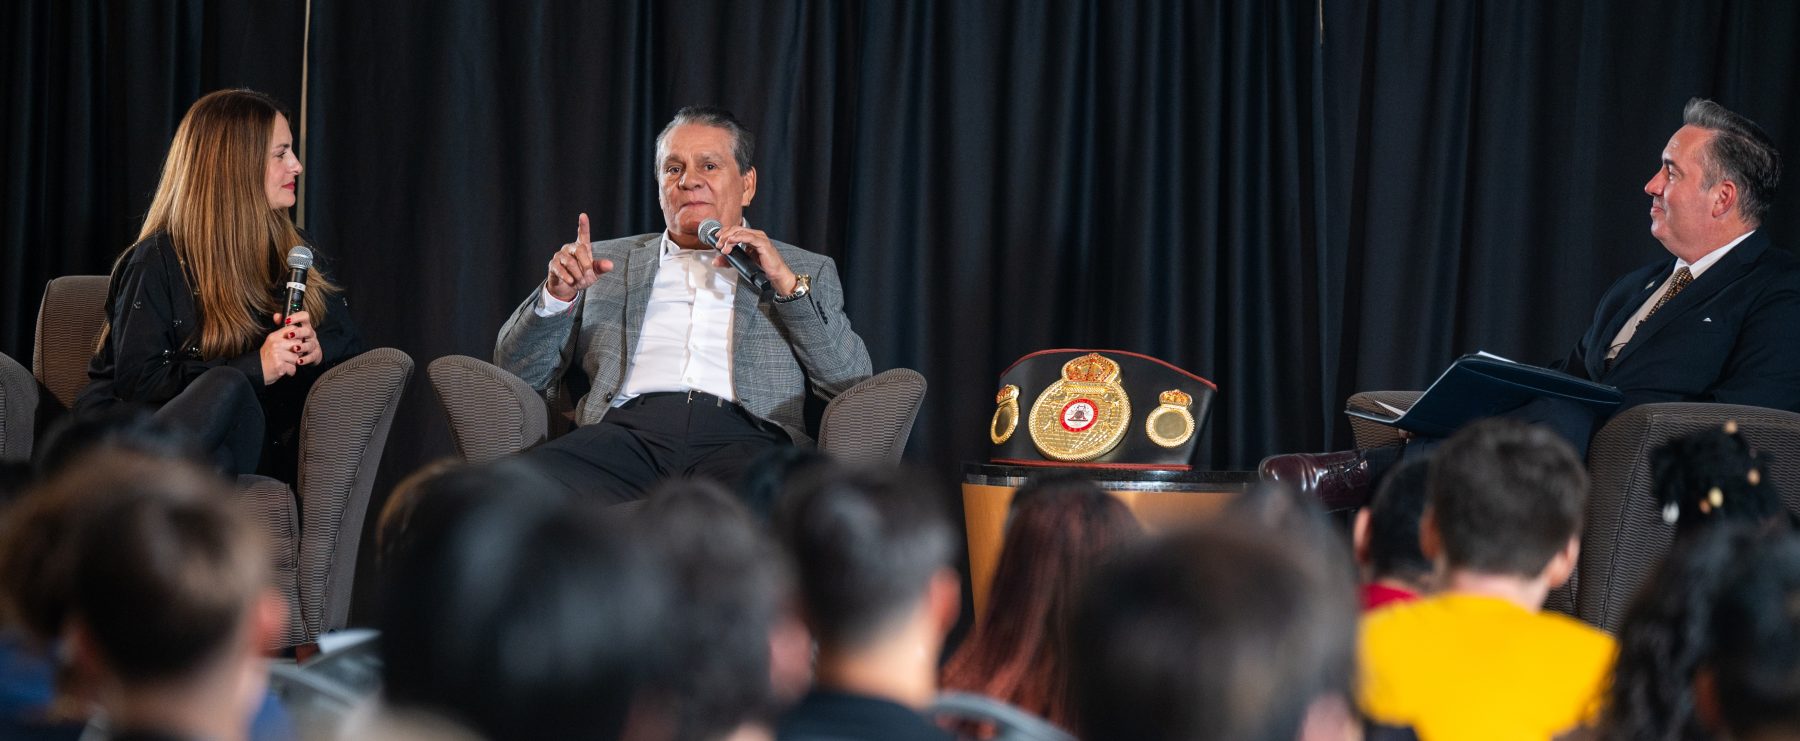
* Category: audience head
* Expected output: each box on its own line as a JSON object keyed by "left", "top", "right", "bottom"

{"left": 1602, "top": 524, "right": 1761, "bottom": 740}
{"left": 1704, "top": 529, "right": 1800, "bottom": 738}
{"left": 941, "top": 474, "right": 1141, "bottom": 728}
{"left": 1425, "top": 419, "right": 1588, "bottom": 581}
{"left": 373, "top": 456, "right": 516, "bottom": 566}
{"left": 1355, "top": 456, "right": 1433, "bottom": 586}
{"left": 776, "top": 464, "right": 959, "bottom": 657}
{"left": 0, "top": 452, "right": 280, "bottom": 734}
{"left": 1070, "top": 524, "right": 1360, "bottom": 741}
{"left": 32, "top": 407, "right": 208, "bottom": 481}
{"left": 737, "top": 445, "right": 830, "bottom": 525}
{"left": 379, "top": 488, "right": 671, "bottom": 740}
{"left": 638, "top": 478, "right": 796, "bottom": 740}
{"left": 1652, "top": 421, "right": 1788, "bottom": 536}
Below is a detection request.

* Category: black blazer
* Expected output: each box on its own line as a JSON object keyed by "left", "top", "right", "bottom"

{"left": 1556, "top": 231, "right": 1800, "bottom": 415}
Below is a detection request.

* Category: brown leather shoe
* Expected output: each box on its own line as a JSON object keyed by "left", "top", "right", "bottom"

{"left": 1258, "top": 450, "right": 1375, "bottom": 511}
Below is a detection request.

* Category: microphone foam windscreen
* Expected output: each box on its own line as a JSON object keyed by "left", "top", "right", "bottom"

{"left": 286, "top": 245, "right": 315, "bottom": 270}
{"left": 698, "top": 219, "right": 723, "bottom": 247}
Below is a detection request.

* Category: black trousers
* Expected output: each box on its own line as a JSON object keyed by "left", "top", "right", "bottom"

{"left": 520, "top": 391, "right": 791, "bottom": 504}
{"left": 156, "top": 366, "right": 265, "bottom": 476}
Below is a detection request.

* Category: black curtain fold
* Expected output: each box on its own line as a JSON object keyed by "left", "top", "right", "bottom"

{"left": 2, "top": 0, "right": 304, "bottom": 359}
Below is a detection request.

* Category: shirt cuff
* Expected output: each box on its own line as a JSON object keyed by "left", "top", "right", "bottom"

{"left": 535, "top": 286, "right": 575, "bottom": 317}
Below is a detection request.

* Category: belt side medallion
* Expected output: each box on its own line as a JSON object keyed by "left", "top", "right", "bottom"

{"left": 1029, "top": 353, "right": 1130, "bottom": 461}
{"left": 990, "top": 384, "right": 1021, "bottom": 444}
{"left": 1145, "top": 388, "right": 1196, "bottom": 448}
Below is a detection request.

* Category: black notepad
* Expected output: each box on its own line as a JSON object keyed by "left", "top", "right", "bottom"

{"left": 1345, "top": 352, "right": 1624, "bottom": 439}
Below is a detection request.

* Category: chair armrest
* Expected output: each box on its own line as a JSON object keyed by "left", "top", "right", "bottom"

{"left": 1345, "top": 390, "right": 1423, "bottom": 450}
{"left": 0, "top": 352, "right": 37, "bottom": 461}
{"left": 295, "top": 348, "right": 415, "bottom": 636}
{"left": 1578, "top": 402, "right": 1800, "bottom": 631}
{"left": 818, "top": 368, "right": 927, "bottom": 465}
{"left": 427, "top": 355, "right": 550, "bottom": 464}
{"left": 926, "top": 692, "right": 1075, "bottom": 741}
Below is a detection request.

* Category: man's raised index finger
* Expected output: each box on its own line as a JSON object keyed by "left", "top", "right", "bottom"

{"left": 577, "top": 212, "right": 590, "bottom": 247}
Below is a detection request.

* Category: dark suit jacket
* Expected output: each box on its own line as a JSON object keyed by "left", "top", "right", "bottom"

{"left": 1556, "top": 231, "right": 1800, "bottom": 416}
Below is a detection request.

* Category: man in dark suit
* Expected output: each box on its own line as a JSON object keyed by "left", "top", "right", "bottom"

{"left": 494, "top": 106, "right": 872, "bottom": 502}
{"left": 1267, "top": 98, "right": 1800, "bottom": 505}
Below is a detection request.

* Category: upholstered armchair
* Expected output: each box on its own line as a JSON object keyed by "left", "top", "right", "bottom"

{"left": 427, "top": 354, "right": 926, "bottom": 467}
{"left": 1346, "top": 391, "right": 1800, "bottom": 631}
{"left": 27, "top": 276, "right": 413, "bottom": 647}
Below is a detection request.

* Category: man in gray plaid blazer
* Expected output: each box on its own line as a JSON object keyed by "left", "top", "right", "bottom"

{"left": 495, "top": 107, "right": 871, "bottom": 501}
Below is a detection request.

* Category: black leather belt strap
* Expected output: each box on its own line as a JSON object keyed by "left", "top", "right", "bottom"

{"left": 628, "top": 389, "right": 734, "bottom": 409}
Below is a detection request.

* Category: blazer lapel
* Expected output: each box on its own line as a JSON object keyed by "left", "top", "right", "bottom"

{"left": 622, "top": 235, "right": 661, "bottom": 358}
{"left": 1592, "top": 266, "right": 1664, "bottom": 378}
{"left": 1612, "top": 233, "right": 1767, "bottom": 369}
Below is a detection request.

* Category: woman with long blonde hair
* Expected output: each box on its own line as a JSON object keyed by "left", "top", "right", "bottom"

{"left": 76, "top": 89, "right": 363, "bottom": 479}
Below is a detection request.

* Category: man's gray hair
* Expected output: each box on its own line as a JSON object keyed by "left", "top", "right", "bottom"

{"left": 1684, "top": 98, "right": 1782, "bottom": 226}
{"left": 655, "top": 106, "right": 755, "bottom": 174}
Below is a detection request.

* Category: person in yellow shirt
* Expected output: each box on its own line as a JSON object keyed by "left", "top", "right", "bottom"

{"left": 1359, "top": 419, "right": 1617, "bottom": 740}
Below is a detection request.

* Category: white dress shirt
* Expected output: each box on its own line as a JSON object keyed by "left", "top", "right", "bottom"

{"left": 536, "top": 230, "right": 740, "bottom": 405}
{"left": 1607, "top": 230, "right": 1755, "bottom": 360}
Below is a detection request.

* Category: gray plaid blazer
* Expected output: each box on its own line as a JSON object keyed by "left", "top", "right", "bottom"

{"left": 494, "top": 233, "right": 872, "bottom": 444}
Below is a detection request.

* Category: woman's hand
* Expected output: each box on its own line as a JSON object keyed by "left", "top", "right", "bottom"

{"left": 259, "top": 314, "right": 303, "bottom": 385}
{"left": 280, "top": 310, "right": 325, "bottom": 367}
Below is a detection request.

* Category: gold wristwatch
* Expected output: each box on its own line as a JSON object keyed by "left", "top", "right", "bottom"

{"left": 774, "top": 274, "right": 812, "bottom": 303}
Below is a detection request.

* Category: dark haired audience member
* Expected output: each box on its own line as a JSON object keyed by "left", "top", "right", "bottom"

{"left": 1359, "top": 419, "right": 1615, "bottom": 738}
{"left": 737, "top": 446, "right": 830, "bottom": 525}
{"left": 1703, "top": 529, "right": 1800, "bottom": 740}
{"left": 1598, "top": 525, "right": 1768, "bottom": 740}
{"left": 1069, "top": 523, "right": 1360, "bottom": 741}
{"left": 939, "top": 475, "right": 1140, "bottom": 732}
{"left": 32, "top": 407, "right": 209, "bottom": 480}
{"left": 773, "top": 466, "right": 960, "bottom": 741}
{"left": 1353, "top": 457, "right": 1434, "bottom": 610}
{"left": 0, "top": 453, "right": 286, "bottom": 741}
{"left": 1652, "top": 421, "right": 1792, "bottom": 536}
{"left": 639, "top": 478, "right": 798, "bottom": 741}
{"left": 377, "top": 489, "right": 672, "bottom": 740}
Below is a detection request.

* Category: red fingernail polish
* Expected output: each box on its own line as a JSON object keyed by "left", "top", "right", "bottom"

{"left": 286, "top": 332, "right": 295, "bottom": 339}
{"left": 284, "top": 318, "right": 292, "bottom": 325}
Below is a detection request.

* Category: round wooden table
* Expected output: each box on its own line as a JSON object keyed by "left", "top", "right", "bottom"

{"left": 961, "top": 463, "right": 1260, "bottom": 618}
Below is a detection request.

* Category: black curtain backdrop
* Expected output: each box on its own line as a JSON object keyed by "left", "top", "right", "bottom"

{"left": 3, "top": 1, "right": 306, "bottom": 353}
{"left": 1322, "top": 0, "right": 1800, "bottom": 407}
{"left": 9, "top": 1, "right": 1800, "bottom": 621}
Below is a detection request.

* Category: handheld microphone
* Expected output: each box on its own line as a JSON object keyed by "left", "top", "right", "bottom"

{"left": 698, "top": 219, "right": 773, "bottom": 297}
{"left": 284, "top": 245, "right": 314, "bottom": 318}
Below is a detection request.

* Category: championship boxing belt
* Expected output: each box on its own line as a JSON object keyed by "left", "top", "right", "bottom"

{"left": 988, "top": 349, "right": 1216, "bottom": 470}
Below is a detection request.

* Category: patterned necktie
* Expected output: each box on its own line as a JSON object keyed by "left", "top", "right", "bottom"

{"left": 1642, "top": 266, "right": 1694, "bottom": 322}
{"left": 1605, "top": 266, "right": 1694, "bottom": 372}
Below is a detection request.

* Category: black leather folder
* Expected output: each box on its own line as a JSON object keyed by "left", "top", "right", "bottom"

{"left": 1345, "top": 351, "right": 1622, "bottom": 439}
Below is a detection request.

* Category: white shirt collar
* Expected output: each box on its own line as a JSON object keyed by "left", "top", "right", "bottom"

{"left": 1679, "top": 229, "right": 1754, "bottom": 279}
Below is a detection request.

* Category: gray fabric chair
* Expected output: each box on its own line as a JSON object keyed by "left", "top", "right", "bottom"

{"left": 0, "top": 351, "right": 35, "bottom": 461}
{"left": 427, "top": 354, "right": 926, "bottom": 467}
{"left": 1345, "top": 391, "right": 1800, "bottom": 631}
{"left": 25, "top": 276, "right": 413, "bottom": 647}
